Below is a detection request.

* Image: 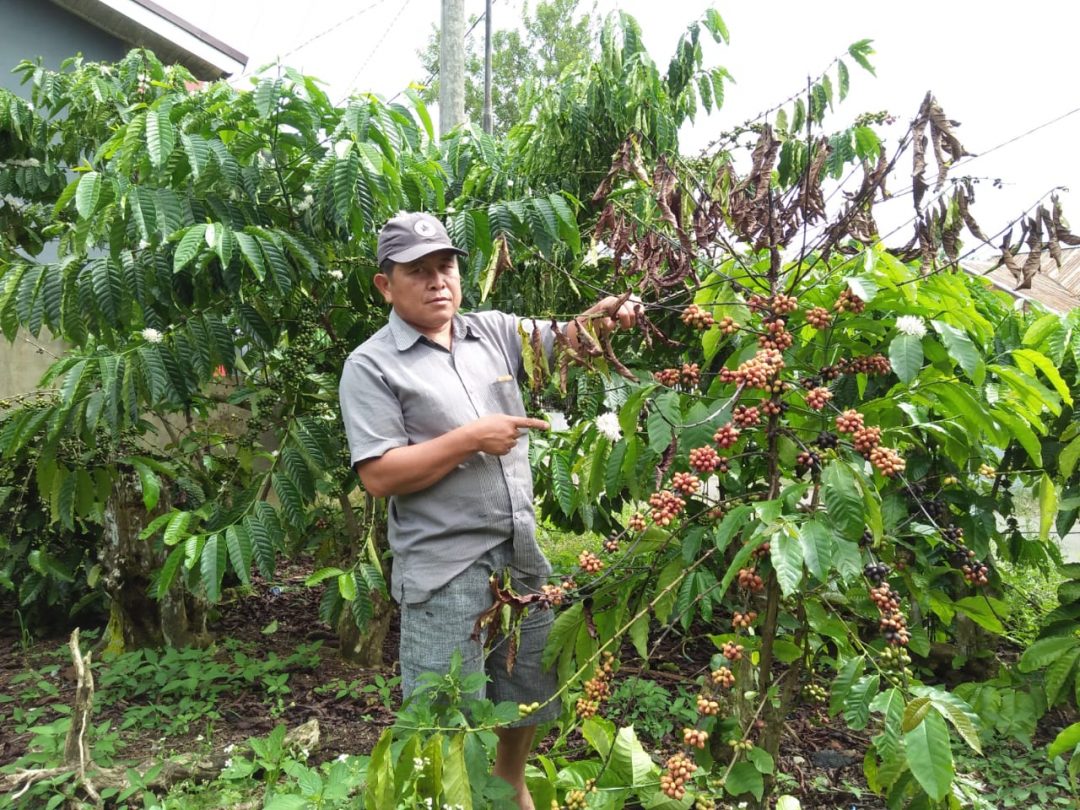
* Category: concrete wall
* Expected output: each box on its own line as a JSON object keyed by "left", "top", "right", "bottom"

{"left": 1, "top": 0, "right": 125, "bottom": 399}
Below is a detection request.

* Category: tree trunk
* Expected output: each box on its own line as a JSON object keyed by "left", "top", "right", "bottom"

{"left": 335, "top": 493, "right": 395, "bottom": 667}
{"left": 98, "top": 472, "right": 211, "bottom": 651}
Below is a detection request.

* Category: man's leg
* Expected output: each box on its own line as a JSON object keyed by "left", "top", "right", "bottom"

{"left": 494, "top": 725, "right": 538, "bottom": 810}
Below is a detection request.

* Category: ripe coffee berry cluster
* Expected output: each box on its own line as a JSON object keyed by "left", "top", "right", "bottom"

{"left": 835, "top": 409, "right": 865, "bottom": 434}
{"left": 717, "top": 315, "right": 738, "bottom": 335}
{"left": 842, "top": 354, "right": 891, "bottom": 375}
{"left": 603, "top": 533, "right": 620, "bottom": 553}
{"left": 834, "top": 289, "right": 866, "bottom": 313}
{"left": 649, "top": 490, "right": 686, "bottom": 525}
{"left": 795, "top": 450, "right": 821, "bottom": 474}
{"left": 579, "top": 550, "right": 604, "bottom": 574}
{"left": 722, "top": 641, "right": 745, "bottom": 661}
{"left": 751, "top": 542, "right": 769, "bottom": 560}
{"left": 696, "top": 694, "right": 721, "bottom": 716}
{"left": 672, "top": 471, "right": 701, "bottom": 495}
{"left": 720, "top": 348, "right": 785, "bottom": 390}
{"left": 732, "top": 610, "right": 758, "bottom": 630}
{"left": 870, "top": 446, "right": 906, "bottom": 476}
{"left": 759, "top": 319, "right": 794, "bottom": 350}
{"left": 863, "top": 562, "right": 890, "bottom": 584}
{"left": 660, "top": 753, "right": 697, "bottom": 800}
{"left": 654, "top": 367, "right": 681, "bottom": 386}
{"left": 762, "top": 398, "right": 786, "bottom": 416}
{"left": 711, "top": 665, "right": 736, "bottom": 688}
{"left": 805, "top": 306, "right": 831, "bottom": 329}
{"left": 738, "top": 567, "right": 765, "bottom": 593}
{"left": 628, "top": 513, "right": 647, "bottom": 532}
{"left": 683, "top": 728, "right": 709, "bottom": 749}
{"left": 852, "top": 426, "right": 882, "bottom": 455}
{"left": 689, "top": 446, "right": 726, "bottom": 473}
{"left": 681, "top": 304, "right": 715, "bottom": 329}
{"left": 942, "top": 526, "right": 964, "bottom": 544}
{"left": 714, "top": 422, "right": 740, "bottom": 448}
{"left": 681, "top": 363, "right": 701, "bottom": 386}
{"left": 961, "top": 560, "right": 990, "bottom": 586}
{"left": 815, "top": 430, "right": 839, "bottom": 450}
{"left": 733, "top": 404, "right": 761, "bottom": 427}
{"left": 870, "top": 582, "right": 910, "bottom": 646}
{"left": 539, "top": 583, "right": 566, "bottom": 607}
{"left": 806, "top": 386, "right": 832, "bottom": 410}
{"left": 772, "top": 293, "right": 799, "bottom": 314}
{"left": 576, "top": 652, "right": 615, "bottom": 719}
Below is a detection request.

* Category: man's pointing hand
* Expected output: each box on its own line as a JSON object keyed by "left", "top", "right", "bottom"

{"left": 469, "top": 414, "right": 550, "bottom": 455}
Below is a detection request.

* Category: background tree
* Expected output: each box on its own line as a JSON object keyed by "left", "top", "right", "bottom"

{"left": 417, "top": 0, "right": 596, "bottom": 136}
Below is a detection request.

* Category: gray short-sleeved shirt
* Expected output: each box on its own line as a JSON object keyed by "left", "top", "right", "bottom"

{"left": 339, "top": 309, "right": 556, "bottom": 604}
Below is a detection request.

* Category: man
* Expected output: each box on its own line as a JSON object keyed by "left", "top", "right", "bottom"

{"left": 339, "top": 211, "right": 634, "bottom": 809}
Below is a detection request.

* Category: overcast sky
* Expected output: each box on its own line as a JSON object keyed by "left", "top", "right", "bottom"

{"left": 163, "top": 0, "right": 1080, "bottom": 253}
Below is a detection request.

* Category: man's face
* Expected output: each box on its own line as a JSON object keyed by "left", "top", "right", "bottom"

{"left": 374, "top": 250, "right": 462, "bottom": 335}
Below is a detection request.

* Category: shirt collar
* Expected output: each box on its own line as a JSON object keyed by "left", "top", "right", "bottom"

{"left": 388, "top": 310, "right": 479, "bottom": 351}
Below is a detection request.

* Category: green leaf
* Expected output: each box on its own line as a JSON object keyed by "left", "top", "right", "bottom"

{"left": 442, "top": 733, "right": 472, "bottom": 810}
{"left": 163, "top": 510, "right": 192, "bottom": 546}
{"left": 903, "top": 708, "right": 953, "bottom": 801}
{"left": 1060, "top": 434, "right": 1080, "bottom": 479}
{"left": 225, "top": 525, "right": 252, "bottom": 587}
{"left": 703, "top": 8, "right": 729, "bottom": 43}
{"left": 725, "top": 762, "right": 764, "bottom": 801}
{"left": 200, "top": 534, "right": 226, "bottom": 602}
{"left": 902, "top": 695, "right": 932, "bottom": 732}
{"left": 1048, "top": 721, "right": 1080, "bottom": 759}
{"left": 75, "top": 171, "right": 101, "bottom": 219}
{"left": 888, "top": 333, "right": 923, "bottom": 383}
{"left": 912, "top": 686, "right": 983, "bottom": 754}
{"left": 131, "top": 460, "right": 160, "bottom": 511}
{"left": 1039, "top": 473, "right": 1057, "bottom": 543}
{"left": 822, "top": 462, "right": 864, "bottom": 539}
{"left": 337, "top": 572, "right": 358, "bottom": 602}
{"left": 771, "top": 530, "right": 803, "bottom": 597}
{"left": 364, "top": 728, "right": 393, "bottom": 810}
{"left": 830, "top": 656, "right": 866, "bottom": 716}
{"left": 847, "top": 39, "right": 876, "bottom": 76}
{"left": 932, "top": 321, "right": 984, "bottom": 384}
{"left": 992, "top": 409, "right": 1043, "bottom": 467}
{"left": 953, "top": 596, "right": 1005, "bottom": 634}
{"left": 1019, "top": 636, "right": 1078, "bottom": 672}
{"left": 610, "top": 726, "right": 655, "bottom": 787}
{"left": 844, "top": 673, "right": 880, "bottom": 730}
{"left": 1044, "top": 647, "right": 1078, "bottom": 706}
{"left": 837, "top": 60, "right": 850, "bottom": 100}
{"left": 173, "top": 224, "right": 207, "bottom": 273}
{"left": 799, "top": 519, "right": 834, "bottom": 581}
{"left": 747, "top": 747, "right": 774, "bottom": 774}
{"left": 1013, "top": 348, "right": 1073, "bottom": 406}
{"left": 146, "top": 106, "right": 175, "bottom": 169}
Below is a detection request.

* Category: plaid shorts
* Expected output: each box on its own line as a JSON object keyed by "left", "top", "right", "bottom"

{"left": 398, "top": 541, "right": 560, "bottom": 727}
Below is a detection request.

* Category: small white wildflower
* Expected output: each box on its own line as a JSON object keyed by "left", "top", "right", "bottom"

{"left": 424, "top": 799, "right": 433, "bottom": 809}
{"left": 506, "top": 179, "right": 514, "bottom": 187}
{"left": 140, "top": 327, "right": 163, "bottom": 344}
{"left": 583, "top": 241, "right": 600, "bottom": 267}
{"left": 196, "top": 734, "right": 205, "bottom": 741}
{"left": 895, "top": 315, "right": 927, "bottom": 338}
{"left": 595, "top": 412, "right": 622, "bottom": 442}
{"left": 413, "top": 756, "right": 425, "bottom": 769}
{"left": 223, "top": 758, "right": 233, "bottom": 769}
{"left": 300, "top": 748, "right": 309, "bottom": 759}
{"left": 137, "top": 239, "right": 150, "bottom": 250}
{"left": 423, "top": 757, "right": 431, "bottom": 766}
{"left": 335, "top": 753, "right": 348, "bottom": 763}
{"left": 328, "top": 269, "right": 344, "bottom": 280}
{"left": 223, "top": 743, "right": 236, "bottom": 754}
{"left": 296, "top": 194, "right": 314, "bottom": 213}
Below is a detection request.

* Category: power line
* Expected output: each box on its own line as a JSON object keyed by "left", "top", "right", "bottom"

{"left": 339, "top": 0, "right": 418, "bottom": 102}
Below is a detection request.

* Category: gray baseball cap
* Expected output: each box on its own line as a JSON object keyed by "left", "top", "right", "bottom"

{"left": 376, "top": 212, "right": 467, "bottom": 267}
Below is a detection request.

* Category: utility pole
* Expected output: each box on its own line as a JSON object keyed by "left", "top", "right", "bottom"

{"left": 482, "top": 0, "right": 493, "bottom": 134}
{"left": 439, "top": 0, "right": 466, "bottom": 136}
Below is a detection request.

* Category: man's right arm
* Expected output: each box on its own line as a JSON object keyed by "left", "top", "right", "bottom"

{"left": 357, "top": 413, "right": 549, "bottom": 498}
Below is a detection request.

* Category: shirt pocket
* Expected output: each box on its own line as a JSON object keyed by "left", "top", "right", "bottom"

{"left": 487, "top": 376, "right": 526, "bottom": 417}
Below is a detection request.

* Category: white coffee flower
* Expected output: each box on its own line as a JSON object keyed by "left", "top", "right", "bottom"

{"left": 895, "top": 315, "right": 927, "bottom": 338}
{"left": 413, "top": 756, "right": 425, "bottom": 769}
{"left": 223, "top": 743, "right": 236, "bottom": 754}
{"left": 595, "top": 412, "right": 622, "bottom": 442}
{"left": 140, "top": 327, "right": 163, "bottom": 344}
{"left": 223, "top": 758, "right": 233, "bottom": 769}
{"left": 335, "top": 753, "right": 348, "bottom": 763}
{"left": 296, "top": 194, "right": 314, "bottom": 212}
{"left": 328, "top": 269, "right": 344, "bottom": 280}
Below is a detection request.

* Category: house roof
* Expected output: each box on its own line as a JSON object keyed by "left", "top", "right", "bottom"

{"left": 49, "top": 0, "right": 247, "bottom": 80}
{"left": 963, "top": 247, "right": 1080, "bottom": 313}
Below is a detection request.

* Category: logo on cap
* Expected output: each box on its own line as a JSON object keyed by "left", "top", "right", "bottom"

{"left": 414, "top": 219, "right": 438, "bottom": 238}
